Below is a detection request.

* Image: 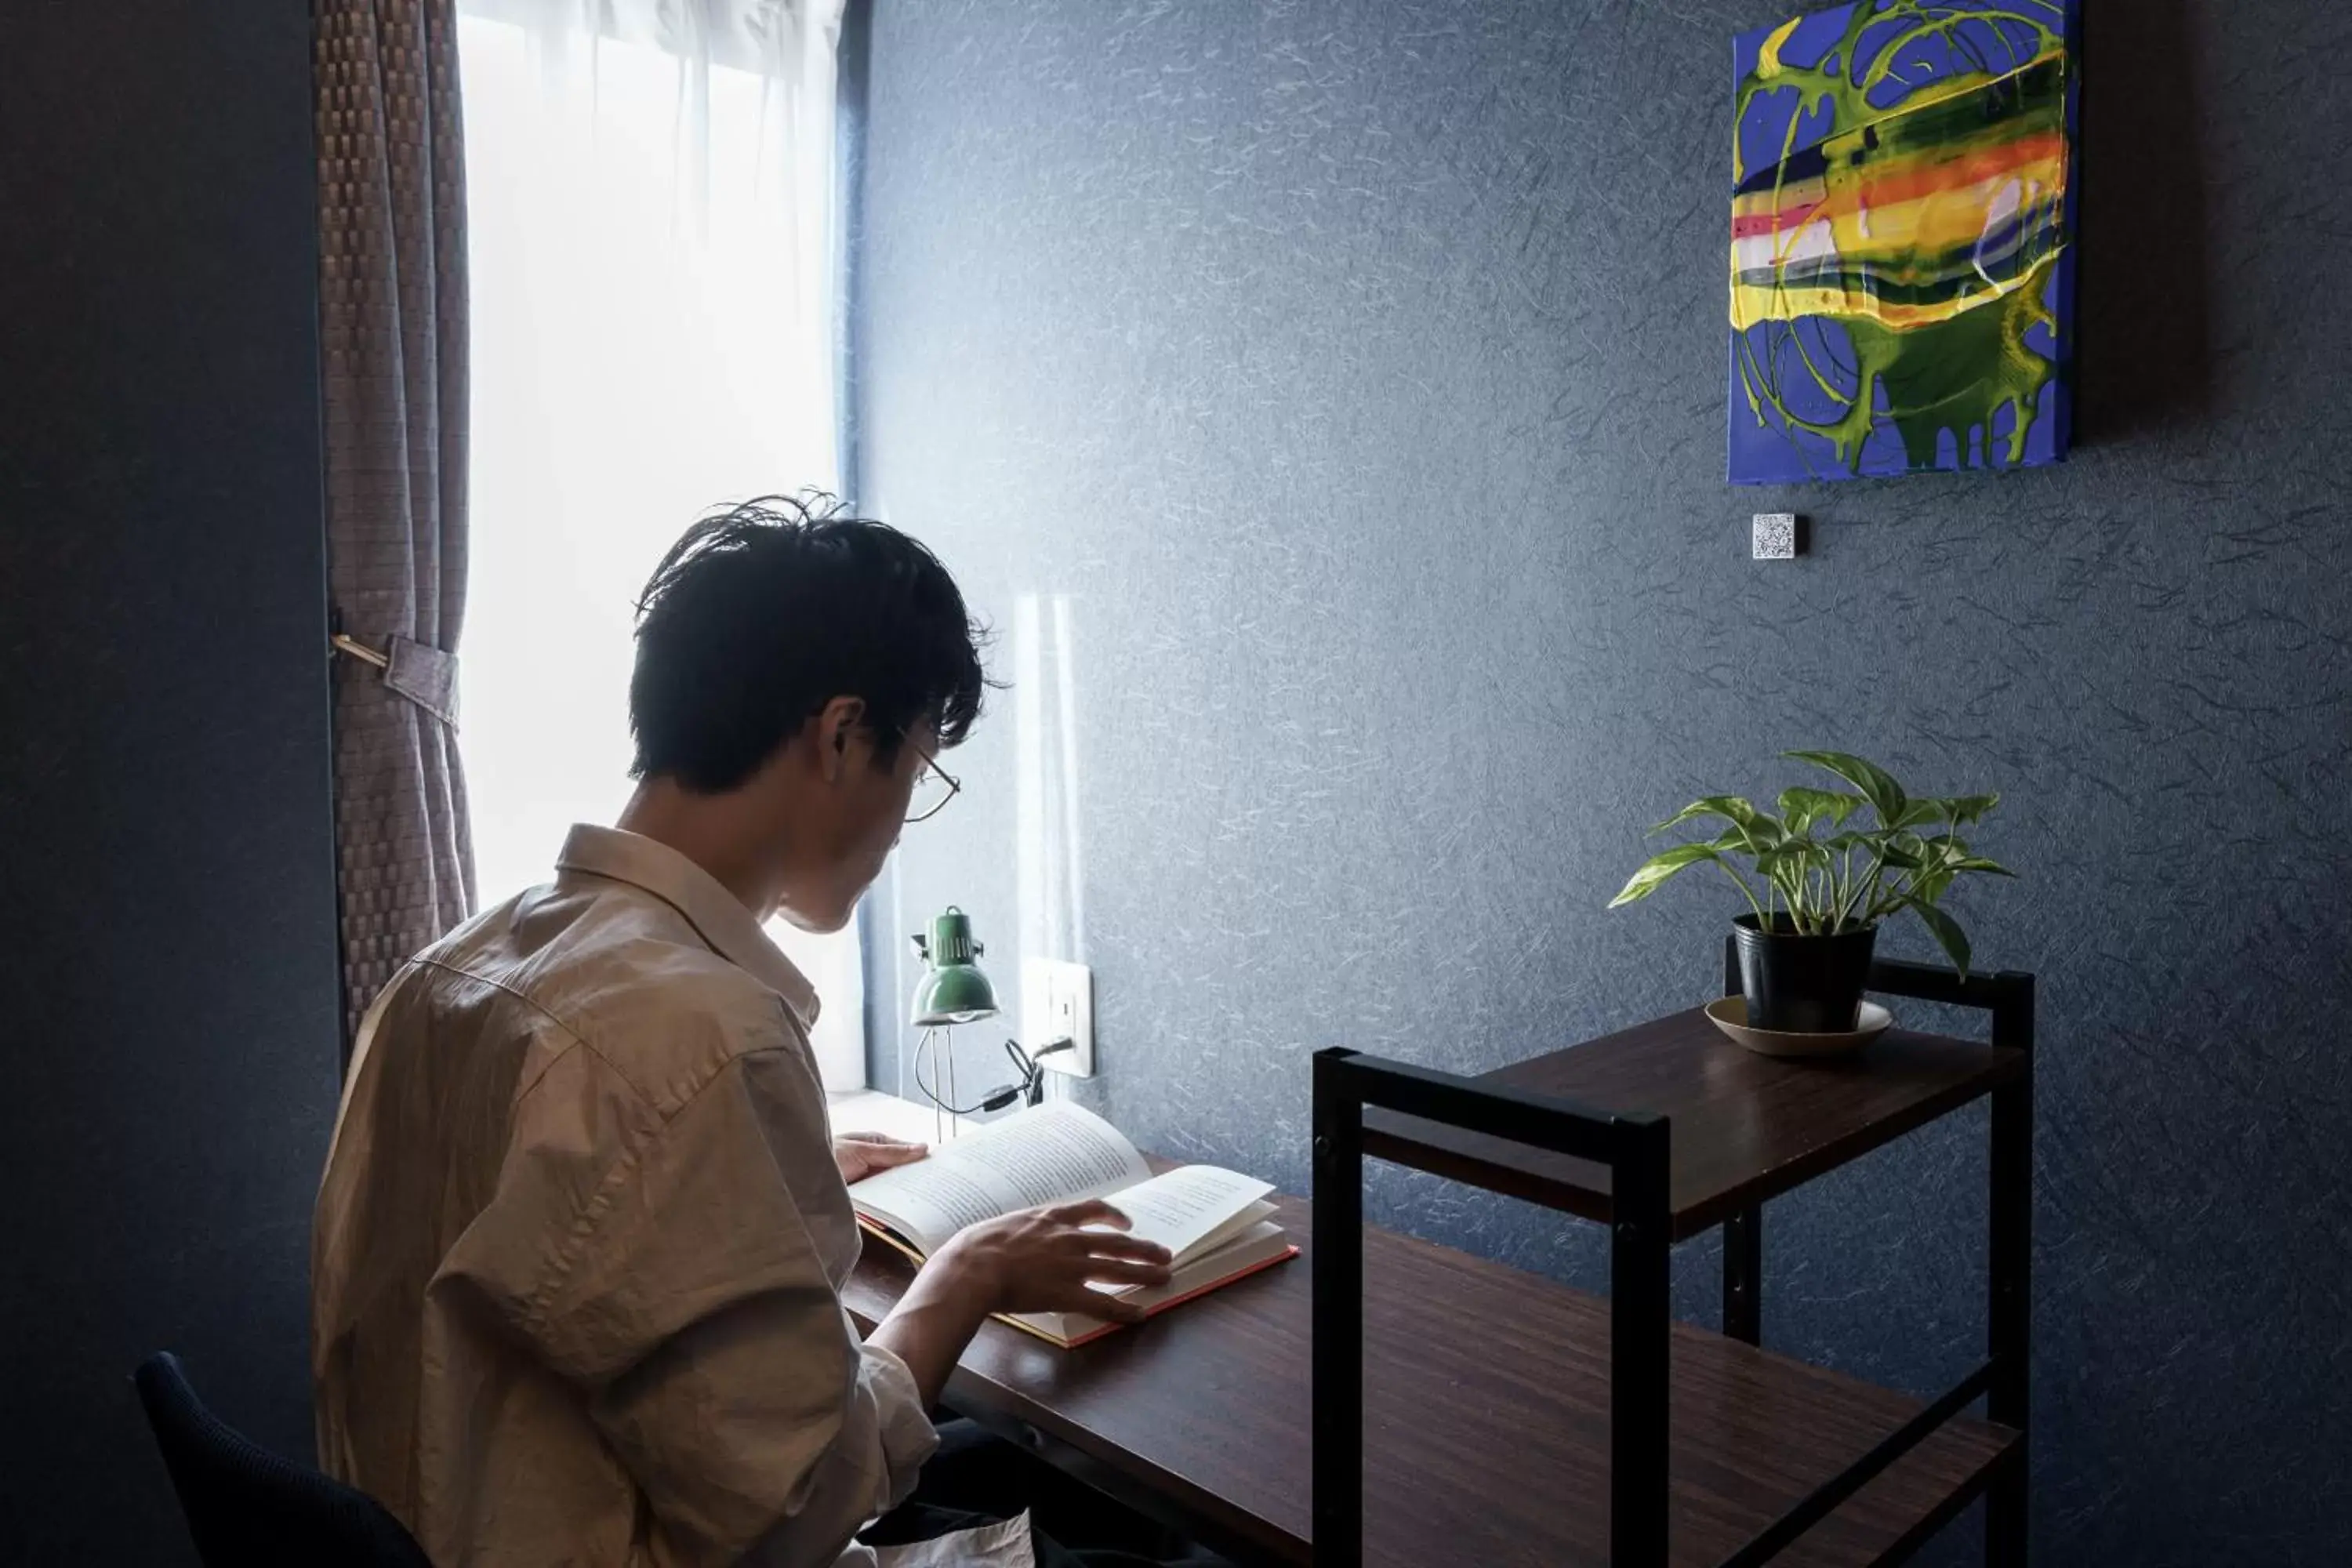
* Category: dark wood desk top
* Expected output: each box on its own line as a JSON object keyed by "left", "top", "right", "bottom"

{"left": 844, "top": 1192, "right": 2014, "bottom": 1566}
{"left": 1361, "top": 1007, "right": 2025, "bottom": 1241}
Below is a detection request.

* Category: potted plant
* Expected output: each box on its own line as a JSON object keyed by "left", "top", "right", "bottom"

{"left": 1609, "top": 751, "right": 2011, "bottom": 1033}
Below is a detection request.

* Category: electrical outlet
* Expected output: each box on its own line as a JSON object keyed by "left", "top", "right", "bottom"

{"left": 1752, "top": 513, "right": 1801, "bottom": 560}
{"left": 1023, "top": 959, "right": 1094, "bottom": 1077}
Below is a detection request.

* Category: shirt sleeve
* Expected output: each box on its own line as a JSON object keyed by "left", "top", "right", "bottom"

{"left": 499, "top": 1044, "right": 940, "bottom": 1568}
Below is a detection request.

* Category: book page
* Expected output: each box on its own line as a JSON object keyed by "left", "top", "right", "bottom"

{"left": 1101, "top": 1165, "right": 1275, "bottom": 1261}
{"left": 1004, "top": 1219, "right": 1295, "bottom": 1345}
{"left": 848, "top": 1102, "right": 1152, "bottom": 1252}
{"left": 1182, "top": 1197, "right": 1279, "bottom": 1261}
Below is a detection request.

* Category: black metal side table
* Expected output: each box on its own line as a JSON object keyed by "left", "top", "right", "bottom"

{"left": 1314, "top": 953, "right": 2034, "bottom": 1566}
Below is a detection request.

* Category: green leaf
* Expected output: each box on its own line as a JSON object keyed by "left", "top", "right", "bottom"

{"left": 1907, "top": 898, "right": 1973, "bottom": 978}
{"left": 1891, "top": 799, "right": 1945, "bottom": 830}
{"left": 1652, "top": 795, "right": 1758, "bottom": 834}
{"left": 1951, "top": 855, "right": 2014, "bottom": 877}
{"left": 1784, "top": 751, "right": 1907, "bottom": 826}
{"left": 1944, "top": 794, "right": 2000, "bottom": 828}
{"left": 1915, "top": 835, "right": 1965, "bottom": 869}
{"left": 1778, "top": 786, "right": 1862, "bottom": 837}
{"left": 1608, "top": 843, "right": 1722, "bottom": 908}
{"left": 1880, "top": 829, "right": 1928, "bottom": 869}
{"left": 1651, "top": 796, "right": 1787, "bottom": 853}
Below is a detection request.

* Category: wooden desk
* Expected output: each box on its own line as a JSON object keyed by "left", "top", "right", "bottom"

{"left": 843, "top": 1190, "right": 2014, "bottom": 1566}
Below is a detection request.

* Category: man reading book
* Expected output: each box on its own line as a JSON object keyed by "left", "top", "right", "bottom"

{"left": 313, "top": 497, "right": 1204, "bottom": 1568}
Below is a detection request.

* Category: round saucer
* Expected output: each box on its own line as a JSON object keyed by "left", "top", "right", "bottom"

{"left": 1704, "top": 995, "right": 1892, "bottom": 1058}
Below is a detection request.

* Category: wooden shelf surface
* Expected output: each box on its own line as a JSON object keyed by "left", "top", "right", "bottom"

{"left": 1362, "top": 1007, "right": 2024, "bottom": 1240}
{"left": 845, "top": 1192, "right": 2016, "bottom": 1566}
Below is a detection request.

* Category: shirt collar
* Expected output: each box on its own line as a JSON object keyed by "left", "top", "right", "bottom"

{"left": 554, "top": 824, "right": 822, "bottom": 1032}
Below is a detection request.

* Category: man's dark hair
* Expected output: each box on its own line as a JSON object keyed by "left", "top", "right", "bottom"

{"left": 629, "top": 494, "right": 987, "bottom": 792}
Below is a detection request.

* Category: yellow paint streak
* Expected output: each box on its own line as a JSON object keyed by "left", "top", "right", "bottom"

{"left": 1755, "top": 16, "right": 1803, "bottom": 79}
{"left": 1728, "top": 48, "right": 2069, "bottom": 333}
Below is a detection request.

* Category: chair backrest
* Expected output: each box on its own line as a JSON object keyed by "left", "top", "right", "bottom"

{"left": 132, "top": 1352, "right": 434, "bottom": 1568}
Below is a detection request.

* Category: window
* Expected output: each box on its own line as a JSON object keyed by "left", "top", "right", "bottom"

{"left": 456, "top": 5, "right": 866, "bottom": 1085}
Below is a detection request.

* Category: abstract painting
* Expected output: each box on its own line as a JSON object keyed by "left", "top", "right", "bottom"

{"left": 1729, "top": 1, "right": 2078, "bottom": 484}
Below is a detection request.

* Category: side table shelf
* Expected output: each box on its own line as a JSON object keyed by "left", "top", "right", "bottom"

{"left": 1314, "top": 953, "right": 2034, "bottom": 1567}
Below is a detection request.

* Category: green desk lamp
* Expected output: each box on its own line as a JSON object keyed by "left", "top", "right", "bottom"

{"left": 909, "top": 906, "right": 999, "bottom": 1027}
{"left": 909, "top": 906, "right": 999, "bottom": 1142}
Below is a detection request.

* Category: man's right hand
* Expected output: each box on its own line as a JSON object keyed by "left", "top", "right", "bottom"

{"left": 933, "top": 1200, "right": 1174, "bottom": 1324}
{"left": 872, "top": 1200, "right": 1176, "bottom": 1406}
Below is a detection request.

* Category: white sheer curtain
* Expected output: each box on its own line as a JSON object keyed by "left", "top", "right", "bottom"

{"left": 456, "top": 0, "right": 867, "bottom": 1086}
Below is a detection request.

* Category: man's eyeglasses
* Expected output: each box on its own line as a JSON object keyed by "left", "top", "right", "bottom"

{"left": 906, "top": 741, "right": 961, "bottom": 824}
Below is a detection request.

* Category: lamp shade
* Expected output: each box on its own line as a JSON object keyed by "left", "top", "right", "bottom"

{"left": 909, "top": 906, "right": 999, "bottom": 1026}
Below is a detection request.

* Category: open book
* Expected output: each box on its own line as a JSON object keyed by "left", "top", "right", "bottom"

{"left": 847, "top": 1102, "right": 1297, "bottom": 1348}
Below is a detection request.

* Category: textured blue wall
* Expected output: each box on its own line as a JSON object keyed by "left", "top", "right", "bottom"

{"left": 854, "top": 2, "right": 2352, "bottom": 1562}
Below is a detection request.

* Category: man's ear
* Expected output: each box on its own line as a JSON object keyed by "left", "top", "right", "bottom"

{"left": 811, "top": 695, "right": 868, "bottom": 782}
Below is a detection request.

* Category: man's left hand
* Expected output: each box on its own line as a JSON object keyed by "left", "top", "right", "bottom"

{"left": 834, "top": 1131, "right": 928, "bottom": 1185}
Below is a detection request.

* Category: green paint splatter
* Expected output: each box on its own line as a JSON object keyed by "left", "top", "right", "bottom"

{"left": 1773, "top": 252, "right": 2060, "bottom": 473}
{"left": 1737, "top": 2, "right": 2062, "bottom": 180}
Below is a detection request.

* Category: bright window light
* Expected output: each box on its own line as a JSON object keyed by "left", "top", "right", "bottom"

{"left": 456, "top": 13, "right": 866, "bottom": 1085}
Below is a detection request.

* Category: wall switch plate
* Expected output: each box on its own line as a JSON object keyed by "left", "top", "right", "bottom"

{"left": 1752, "top": 513, "right": 1801, "bottom": 560}
{"left": 1023, "top": 959, "right": 1094, "bottom": 1077}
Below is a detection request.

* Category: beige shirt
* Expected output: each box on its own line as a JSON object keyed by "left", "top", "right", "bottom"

{"left": 314, "top": 825, "right": 939, "bottom": 1568}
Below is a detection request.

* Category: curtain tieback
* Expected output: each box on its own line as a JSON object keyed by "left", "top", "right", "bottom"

{"left": 330, "top": 633, "right": 460, "bottom": 728}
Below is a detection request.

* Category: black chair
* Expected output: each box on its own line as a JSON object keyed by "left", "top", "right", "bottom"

{"left": 132, "top": 1352, "right": 433, "bottom": 1568}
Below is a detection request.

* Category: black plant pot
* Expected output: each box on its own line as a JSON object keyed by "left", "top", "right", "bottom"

{"left": 1731, "top": 914, "right": 1878, "bottom": 1033}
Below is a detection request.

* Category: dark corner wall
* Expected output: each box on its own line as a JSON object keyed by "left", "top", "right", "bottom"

{"left": 854, "top": 2, "right": 2351, "bottom": 1563}
{"left": 0, "top": 2, "right": 339, "bottom": 1560}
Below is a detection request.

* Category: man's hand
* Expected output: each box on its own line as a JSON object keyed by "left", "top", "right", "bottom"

{"left": 870, "top": 1200, "right": 1175, "bottom": 1406}
{"left": 833, "top": 1131, "right": 927, "bottom": 1185}
{"left": 932, "top": 1200, "right": 1175, "bottom": 1324}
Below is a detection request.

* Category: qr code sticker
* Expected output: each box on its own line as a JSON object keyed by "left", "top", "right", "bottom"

{"left": 1751, "top": 514, "right": 1798, "bottom": 560}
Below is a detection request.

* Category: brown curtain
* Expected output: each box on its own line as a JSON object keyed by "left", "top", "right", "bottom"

{"left": 315, "top": 0, "right": 476, "bottom": 1049}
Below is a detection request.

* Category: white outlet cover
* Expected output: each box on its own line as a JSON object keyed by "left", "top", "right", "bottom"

{"left": 1023, "top": 958, "right": 1094, "bottom": 1077}
{"left": 1752, "top": 513, "right": 1799, "bottom": 560}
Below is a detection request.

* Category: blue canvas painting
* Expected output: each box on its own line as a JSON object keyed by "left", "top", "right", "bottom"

{"left": 1729, "top": 1, "right": 2080, "bottom": 484}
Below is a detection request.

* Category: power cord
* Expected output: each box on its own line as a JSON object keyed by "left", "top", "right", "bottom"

{"left": 913, "top": 1032, "right": 1076, "bottom": 1116}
